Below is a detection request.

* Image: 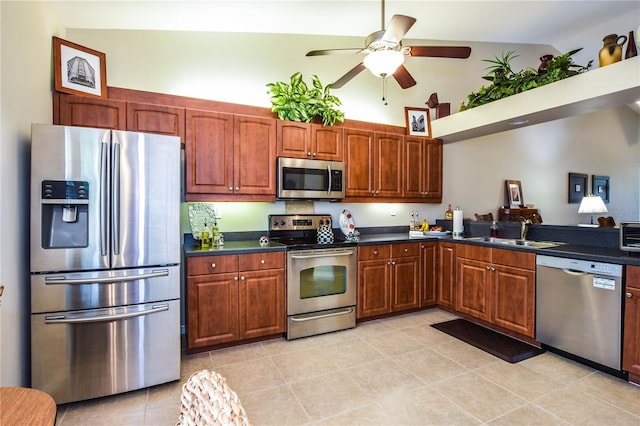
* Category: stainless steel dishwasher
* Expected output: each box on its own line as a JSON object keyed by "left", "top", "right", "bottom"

{"left": 536, "top": 255, "right": 623, "bottom": 373}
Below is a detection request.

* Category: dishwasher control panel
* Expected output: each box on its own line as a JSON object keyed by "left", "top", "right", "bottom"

{"left": 536, "top": 255, "right": 622, "bottom": 277}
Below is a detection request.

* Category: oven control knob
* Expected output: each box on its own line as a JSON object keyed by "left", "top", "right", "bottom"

{"left": 280, "top": 220, "right": 286, "bottom": 225}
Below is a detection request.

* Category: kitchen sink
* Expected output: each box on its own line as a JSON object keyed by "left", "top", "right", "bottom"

{"left": 466, "top": 236, "right": 562, "bottom": 249}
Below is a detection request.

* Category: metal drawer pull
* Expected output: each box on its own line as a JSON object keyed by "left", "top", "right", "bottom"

{"left": 45, "top": 269, "right": 169, "bottom": 285}
{"left": 260, "top": 259, "right": 266, "bottom": 264}
{"left": 290, "top": 307, "right": 354, "bottom": 322}
{"left": 211, "top": 263, "right": 216, "bottom": 268}
{"left": 44, "top": 304, "right": 169, "bottom": 324}
{"left": 627, "top": 292, "right": 633, "bottom": 298}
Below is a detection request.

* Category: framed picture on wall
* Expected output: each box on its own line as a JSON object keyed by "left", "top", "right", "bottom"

{"left": 568, "top": 172, "right": 588, "bottom": 203}
{"left": 404, "top": 107, "right": 432, "bottom": 137}
{"left": 592, "top": 175, "right": 610, "bottom": 203}
{"left": 53, "top": 36, "right": 107, "bottom": 98}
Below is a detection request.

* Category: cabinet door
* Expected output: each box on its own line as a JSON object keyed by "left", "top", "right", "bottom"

{"left": 437, "top": 242, "right": 456, "bottom": 309}
{"left": 374, "top": 132, "right": 403, "bottom": 198}
{"left": 357, "top": 259, "right": 391, "bottom": 318}
{"left": 404, "top": 136, "right": 423, "bottom": 198}
{"left": 492, "top": 264, "right": 535, "bottom": 337}
{"left": 186, "top": 272, "right": 239, "bottom": 348}
{"left": 276, "top": 120, "right": 310, "bottom": 158}
{"left": 391, "top": 255, "right": 420, "bottom": 312}
{"left": 623, "top": 265, "right": 640, "bottom": 378}
{"left": 344, "top": 128, "right": 374, "bottom": 197}
{"left": 311, "top": 124, "right": 343, "bottom": 161}
{"left": 420, "top": 242, "right": 438, "bottom": 307}
{"left": 239, "top": 269, "right": 285, "bottom": 339}
{"left": 127, "top": 102, "right": 185, "bottom": 141}
{"left": 56, "top": 93, "right": 126, "bottom": 129}
{"left": 234, "top": 115, "right": 276, "bottom": 195}
{"left": 423, "top": 139, "right": 443, "bottom": 199}
{"left": 457, "top": 257, "right": 491, "bottom": 321}
{"left": 185, "top": 109, "right": 234, "bottom": 194}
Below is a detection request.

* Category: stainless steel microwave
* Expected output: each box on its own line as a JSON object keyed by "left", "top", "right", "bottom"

{"left": 620, "top": 222, "right": 640, "bottom": 252}
{"left": 277, "top": 157, "right": 345, "bottom": 200}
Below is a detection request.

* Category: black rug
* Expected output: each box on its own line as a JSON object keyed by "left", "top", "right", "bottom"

{"left": 431, "top": 319, "right": 545, "bottom": 363}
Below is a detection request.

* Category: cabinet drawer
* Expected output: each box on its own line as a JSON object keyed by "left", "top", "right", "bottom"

{"left": 238, "top": 251, "right": 285, "bottom": 271}
{"left": 492, "top": 248, "right": 535, "bottom": 270}
{"left": 187, "top": 255, "right": 238, "bottom": 276}
{"left": 456, "top": 244, "right": 491, "bottom": 262}
{"left": 358, "top": 245, "right": 391, "bottom": 261}
{"left": 392, "top": 243, "right": 420, "bottom": 258}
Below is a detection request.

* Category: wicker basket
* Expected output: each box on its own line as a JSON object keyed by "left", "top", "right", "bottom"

{"left": 177, "top": 369, "right": 251, "bottom": 426}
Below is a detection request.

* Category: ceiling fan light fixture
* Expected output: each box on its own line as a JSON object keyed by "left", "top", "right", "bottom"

{"left": 363, "top": 50, "right": 404, "bottom": 78}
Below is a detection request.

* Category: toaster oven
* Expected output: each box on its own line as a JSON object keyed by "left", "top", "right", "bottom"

{"left": 620, "top": 222, "right": 640, "bottom": 252}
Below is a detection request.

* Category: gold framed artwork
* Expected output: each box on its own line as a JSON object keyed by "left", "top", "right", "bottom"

{"left": 53, "top": 36, "right": 107, "bottom": 98}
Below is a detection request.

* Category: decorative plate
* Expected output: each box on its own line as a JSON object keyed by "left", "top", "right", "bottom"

{"left": 339, "top": 209, "right": 356, "bottom": 236}
{"left": 187, "top": 203, "right": 216, "bottom": 240}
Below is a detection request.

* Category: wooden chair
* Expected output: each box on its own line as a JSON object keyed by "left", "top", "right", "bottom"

{"left": 597, "top": 216, "right": 616, "bottom": 227}
{"left": 177, "top": 369, "right": 251, "bottom": 426}
{"left": 474, "top": 212, "right": 494, "bottom": 221}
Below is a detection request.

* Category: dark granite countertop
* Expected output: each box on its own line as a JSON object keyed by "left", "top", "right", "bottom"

{"left": 184, "top": 237, "right": 286, "bottom": 257}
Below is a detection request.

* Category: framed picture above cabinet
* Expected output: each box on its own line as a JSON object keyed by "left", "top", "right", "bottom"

{"left": 53, "top": 37, "right": 107, "bottom": 98}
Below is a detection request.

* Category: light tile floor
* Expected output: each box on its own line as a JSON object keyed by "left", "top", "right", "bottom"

{"left": 55, "top": 308, "right": 640, "bottom": 425}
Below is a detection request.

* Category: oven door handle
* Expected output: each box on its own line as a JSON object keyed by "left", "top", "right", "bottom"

{"left": 290, "top": 251, "right": 354, "bottom": 259}
{"left": 44, "top": 304, "right": 169, "bottom": 324}
{"left": 290, "top": 307, "right": 354, "bottom": 322}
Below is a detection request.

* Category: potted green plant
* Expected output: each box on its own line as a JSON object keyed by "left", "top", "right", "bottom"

{"left": 267, "top": 72, "right": 344, "bottom": 126}
{"left": 460, "top": 49, "right": 593, "bottom": 111}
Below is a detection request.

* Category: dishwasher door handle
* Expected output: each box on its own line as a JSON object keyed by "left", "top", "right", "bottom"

{"left": 561, "top": 268, "right": 588, "bottom": 276}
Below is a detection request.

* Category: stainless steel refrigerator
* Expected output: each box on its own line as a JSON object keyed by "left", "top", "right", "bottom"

{"left": 30, "top": 124, "right": 181, "bottom": 404}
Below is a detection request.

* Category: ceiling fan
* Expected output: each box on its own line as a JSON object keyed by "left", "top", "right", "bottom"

{"left": 305, "top": 0, "right": 472, "bottom": 89}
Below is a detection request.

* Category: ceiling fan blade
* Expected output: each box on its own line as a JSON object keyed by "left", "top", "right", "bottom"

{"left": 406, "top": 46, "right": 472, "bottom": 58}
{"left": 393, "top": 65, "right": 417, "bottom": 89}
{"left": 331, "top": 63, "right": 367, "bottom": 89}
{"left": 382, "top": 14, "right": 416, "bottom": 43}
{"left": 306, "top": 48, "right": 362, "bottom": 56}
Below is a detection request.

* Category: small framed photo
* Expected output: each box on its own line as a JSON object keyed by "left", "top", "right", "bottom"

{"left": 404, "top": 107, "right": 432, "bottom": 137}
{"left": 505, "top": 180, "right": 524, "bottom": 208}
{"left": 568, "top": 172, "right": 588, "bottom": 203}
{"left": 53, "top": 36, "right": 107, "bottom": 98}
{"left": 592, "top": 175, "right": 610, "bottom": 203}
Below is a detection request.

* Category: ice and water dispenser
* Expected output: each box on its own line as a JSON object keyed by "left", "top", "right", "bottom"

{"left": 40, "top": 180, "right": 89, "bottom": 248}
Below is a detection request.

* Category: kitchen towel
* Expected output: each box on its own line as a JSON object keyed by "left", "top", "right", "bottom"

{"left": 453, "top": 207, "right": 464, "bottom": 236}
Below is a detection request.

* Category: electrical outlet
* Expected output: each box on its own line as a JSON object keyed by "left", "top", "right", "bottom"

{"left": 390, "top": 208, "right": 397, "bottom": 216}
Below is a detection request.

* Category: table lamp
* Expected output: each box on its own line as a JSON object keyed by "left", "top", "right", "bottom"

{"left": 578, "top": 194, "right": 608, "bottom": 226}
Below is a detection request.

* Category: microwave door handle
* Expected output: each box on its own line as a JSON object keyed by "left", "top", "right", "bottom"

{"left": 327, "top": 164, "right": 332, "bottom": 195}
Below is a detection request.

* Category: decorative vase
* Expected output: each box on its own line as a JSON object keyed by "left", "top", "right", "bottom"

{"left": 599, "top": 33, "right": 627, "bottom": 67}
{"left": 537, "top": 54, "right": 554, "bottom": 73}
{"left": 625, "top": 30, "right": 637, "bottom": 59}
{"left": 316, "top": 215, "right": 334, "bottom": 244}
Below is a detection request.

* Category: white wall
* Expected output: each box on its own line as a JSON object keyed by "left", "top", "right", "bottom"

{"left": 0, "top": 2, "right": 65, "bottom": 386}
{"left": 69, "top": 27, "right": 639, "bottom": 232}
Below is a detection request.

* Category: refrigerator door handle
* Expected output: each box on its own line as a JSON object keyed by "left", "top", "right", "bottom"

{"left": 100, "top": 135, "right": 110, "bottom": 257}
{"left": 44, "top": 303, "right": 169, "bottom": 324}
{"left": 44, "top": 269, "right": 170, "bottom": 285}
{"left": 112, "top": 136, "right": 121, "bottom": 255}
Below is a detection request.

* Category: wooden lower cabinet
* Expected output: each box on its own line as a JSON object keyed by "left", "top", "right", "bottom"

{"left": 437, "top": 242, "right": 457, "bottom": 309}
{"left": 420, "top": 242, "right": 437, "bottom": 307}
{"left": 456, "top": 244, "right": 535, "bottom": 337}
{"left": 186, "top": 252, "right": 285, "bottom": 350}
{"left": 623, "top": 265, "right": 640, "bottom": 382}
{"left": 357, "top": 243, "right": 419, "bottom": 319}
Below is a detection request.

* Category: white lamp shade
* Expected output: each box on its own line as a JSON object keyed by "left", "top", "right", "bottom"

{"left": 578, "top": 194, "right": 608, "bottom": 214}
{"left": 363, "top": 50, "right": 404, "bottom": 78}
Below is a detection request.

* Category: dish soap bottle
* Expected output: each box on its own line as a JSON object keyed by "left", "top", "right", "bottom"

{"left": 445, "top": 204, "right": 453, "bottom": 219}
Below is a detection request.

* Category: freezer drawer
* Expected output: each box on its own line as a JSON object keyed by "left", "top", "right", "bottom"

{"left": 31, "top": 265, "right": 180, "bottom": 313}
{"left": 31, "top": 299, "right": 180, "bottom": 404}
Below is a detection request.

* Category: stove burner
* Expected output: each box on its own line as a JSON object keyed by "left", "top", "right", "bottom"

{"left": 268, "top": 214, "right": 356, "bottom": 249}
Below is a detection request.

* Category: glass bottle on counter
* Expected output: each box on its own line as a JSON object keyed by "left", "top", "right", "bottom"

{"left": 445, "top": 204, "right": 453, "bottom": 219}
{"left": 490, "top": 221, "right": 499, "bottom": 237}
{"left": 201, "top": 221, "right": 210, "bottom": 248}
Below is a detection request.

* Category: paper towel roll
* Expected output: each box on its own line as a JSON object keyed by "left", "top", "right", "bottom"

{"left": 453, "top": 208, "right": 464, "bottom": 236}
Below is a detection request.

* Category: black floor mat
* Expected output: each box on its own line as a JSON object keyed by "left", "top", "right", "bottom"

{"left": 431, "top": 318, "right": 545, "bottom": 363}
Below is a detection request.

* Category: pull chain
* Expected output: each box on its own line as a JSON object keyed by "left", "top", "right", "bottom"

{"left": 381, "top": 78, "right": 388, "bottom": 105}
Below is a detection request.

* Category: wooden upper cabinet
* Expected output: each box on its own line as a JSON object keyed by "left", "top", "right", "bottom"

{"left": 185, "top": 109, "right": 234, "bottom": 195}
{"left": 56, "top": 93, "right": 126, "bottom": 130}
{"left": 126, "top": 102, "right": 185, "bottom": 141}
{"left": 233, "top": 114, "right": 276, "bottom": 195}
{"left": 276, "top": 121, "right": 342, "bottom": 161}
{"left": 404, "top": 136, "right": 442, "bottom": 200}
{"left": 373, "top": 132, "right": 403, "bottom": 198}
{"left": 344, "top": 128, "right": 374, "bottom": 197}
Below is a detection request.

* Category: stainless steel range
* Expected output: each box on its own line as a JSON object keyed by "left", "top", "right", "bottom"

{"left": 268, "top": 214, "right": 357, "bottom": 339}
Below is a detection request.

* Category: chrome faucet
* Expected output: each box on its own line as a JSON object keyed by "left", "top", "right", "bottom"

{"left": 519, "top": 217, "right": 532, "bottom": 240}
